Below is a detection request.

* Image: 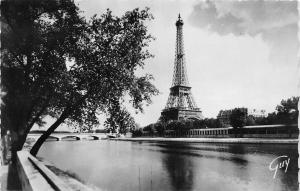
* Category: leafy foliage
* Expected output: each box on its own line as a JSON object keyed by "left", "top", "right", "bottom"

{"left": 247, "top": 97, "right": 299, "bottom": 125}
{"left": 131, "top": 128, "right": 143, "bottom": 137}
{"left": 104, "top": 99, "right": 136, "bottom": 134}
{"left": 140, "top": 118, "right": 221, "bottom": 137}
{"left": 203, "top": 118, "right": 221, "bottom": 129}
{"left": 1, "top": 0, "right": 85, "bottom": 150}
{"left": 2, "top": 0, "right": 158, "bottom": 155}
{"left": 246, "top": 115, "right": 256, "bottom": 126}
{"left": 275, "top": 96, "right": 298, "bottom": 124}
{"left": 229, "top": 108, "right": 247, "bottom": 128}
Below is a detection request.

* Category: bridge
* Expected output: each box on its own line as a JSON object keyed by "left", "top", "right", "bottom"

{"left": 27, "top": 133, "right": 107, "bottom": 141}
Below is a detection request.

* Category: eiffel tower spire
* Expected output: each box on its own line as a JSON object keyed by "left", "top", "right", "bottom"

{"left": 172, "top": 13, "right": 189, "bottom": 87}
{"left": 160, "top": 14, "right": 203, "bottom": 121}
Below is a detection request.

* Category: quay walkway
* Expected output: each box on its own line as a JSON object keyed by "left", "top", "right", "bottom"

{"left": 0, "top": 151, "right": 96, "bottom": 191}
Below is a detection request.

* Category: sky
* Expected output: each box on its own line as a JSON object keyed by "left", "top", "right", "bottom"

{"left": 34, "top": 0, "right": 299, "bottom": 130}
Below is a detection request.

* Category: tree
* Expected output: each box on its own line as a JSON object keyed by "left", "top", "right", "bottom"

{"left": 183, "top": 119, "right": 194, "bottom": 130}
{"left": 204, "top": 118, "right": 221, "bottom": 129}
{"left": 275, "top": 96, "right": 299, "bottom": 124}
{"left": 246, "top": 115, "right": 256, "bottom": 126}
{"left": 2, "top": 0, "right": 158, "bottom": 157}
{"left": 229, "top": 108, "right": 247, "bottom": 129}
{"left": 253, "top": 116, "right": 269, "bottom": 125}
{"left": 1, "top": 0, "right": 86, "bottom": 155}
{"left": 170, "top": 120, "right": 185, "bottom": 132}
{"left": 144, "top": 124, "right": 156, "bottom": 136}
{"left": 154, "top": 122, "right": 165, "bottom": 136}
{"left": 192, "top": 119, "right": 206, "bottom": 129}
{"left": 30, "top": 8, "right": 158, "bottom": 155}
{"left": 132, "top": 128, "right": 143, "bottom": 137}
{"left": 254, "top": 97, "right": 299, "bottom": 125}
{"left": 104, "top": 100, "right": 136, "bottom": 134}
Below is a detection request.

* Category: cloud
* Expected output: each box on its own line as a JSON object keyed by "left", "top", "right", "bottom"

{"left": 189, "top": 0, "right": 298, "bottom": 66}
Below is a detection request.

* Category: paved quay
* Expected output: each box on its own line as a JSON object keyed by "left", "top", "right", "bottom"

{"left": 115, "top": 137, "right": 298, "bottom": 144}
{"left": 0, "top": 165, "right": 8, "bottom": 191}
{"left": 0, "top": 164, "right": 21, "bottom": 191}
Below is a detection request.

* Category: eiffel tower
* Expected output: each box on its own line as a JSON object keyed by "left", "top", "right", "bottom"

{"left": 160, "top": 14, "right": 203, "bottom": 121}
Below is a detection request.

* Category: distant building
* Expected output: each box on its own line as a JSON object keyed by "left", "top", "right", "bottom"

{"left": 217, "top": 110, "right": 232, "bottom": 127}
{"left": 217, "top": 108, "right": 267, "bottom": 127}
{"left": 248, "top": 109, "right": 267, "bottom": 118}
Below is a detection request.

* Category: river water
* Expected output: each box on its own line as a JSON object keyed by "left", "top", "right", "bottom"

{"left": 38, "top": 140, "right": 298, "bottom": 191}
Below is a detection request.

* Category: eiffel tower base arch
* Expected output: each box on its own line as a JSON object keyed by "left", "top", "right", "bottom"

{"left": 160, "top": 108, "right": 203, "bottom": 122}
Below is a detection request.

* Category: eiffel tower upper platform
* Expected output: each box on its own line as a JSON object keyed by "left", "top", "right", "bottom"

{"left": 160, "top": 14, "right": 203, "bottom": 121}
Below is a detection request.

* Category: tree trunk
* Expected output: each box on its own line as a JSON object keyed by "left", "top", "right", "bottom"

{"left": 30, "top": 95, "right": 88, "bottom": 156}
{"left": 30, "top": 114, "right": 67, "bottom": 156}
{"left": 10, "top": 130, "right": 28, "bottom": 163}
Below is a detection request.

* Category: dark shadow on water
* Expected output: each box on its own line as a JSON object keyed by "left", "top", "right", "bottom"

{"left": 154, "top": 142, "right": 261, "bottom": 155}
{"left": 149, "top": 148, "right": 248, "bottom": 164}
{"left": 162, "top": 153, "right": 195, "bottom": 191}
{"left": 152, "top": 142, "right": 298, "bottom": 190}
{"left": 227, "top": 144, "right": 251, "bottom": 183}
{"left": 227, "top": 144, "right": 248, "bottom": 165}
{"left": 158, "top": 142, "right": 249, "bottom": 191}
{"left": 143, "top": 142, "right": 249, "bottom": 165}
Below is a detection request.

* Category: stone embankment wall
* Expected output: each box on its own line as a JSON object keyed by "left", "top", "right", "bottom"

{"left": 17, "top": 151, "right": 72, "bottom": 191}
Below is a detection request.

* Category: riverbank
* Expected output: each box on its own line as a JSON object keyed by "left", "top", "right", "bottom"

{"left": 115, "top": 137, "right": 298, "bottom": 144}
{"left": 39, "top": 158, "right": 99, "bottom": 191}
{"left": 30, "top": 141, "right": 99, "bottom": 190}
{"left": 0, "top": 137, "right": 99, "bottom": 191}
{"left": 0, "top": 154, "right": 99, "bottom": 191}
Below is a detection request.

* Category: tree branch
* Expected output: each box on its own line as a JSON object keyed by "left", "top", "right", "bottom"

{"left": 25, "top": 94, "right": 51, "bottom": 131}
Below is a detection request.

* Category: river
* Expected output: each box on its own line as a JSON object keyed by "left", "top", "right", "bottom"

{"left": 38, "top": 140, "right": 298, "bottom": 191}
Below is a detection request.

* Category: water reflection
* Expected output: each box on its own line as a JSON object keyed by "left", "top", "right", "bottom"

{"left": 227, "top": 144, "right": 249, "bottom": 166}
{"left": 157, "top": 143, "right": 249, "bottom": 191}
{"left": 38, "top": 141, "right": 298, "bottom": 191}
{"left": 163, "top": 153, "right": 195, "bottom": 191}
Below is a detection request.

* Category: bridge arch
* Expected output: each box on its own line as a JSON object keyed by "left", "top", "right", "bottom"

{"left": 60, "top": 135, "right": 80, "bottom": 141}
{"left": 87, "top": 135, "right": 100, "bottom": 140}
{"left": 47, "top": 136, "right": 60, "bottom": 141}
